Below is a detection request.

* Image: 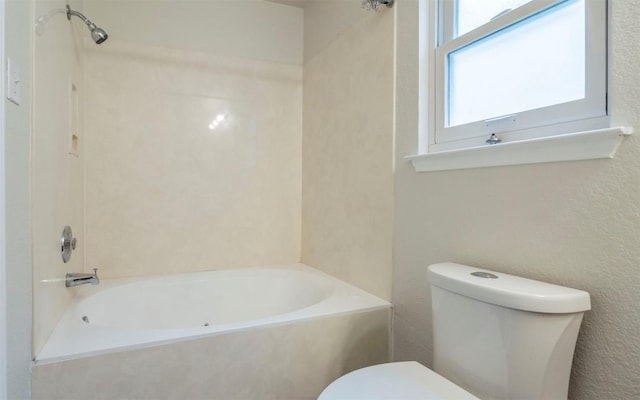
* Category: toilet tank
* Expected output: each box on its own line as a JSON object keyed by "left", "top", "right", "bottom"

{"left": 428, "top": 263, "right": 590, "bottom": 400}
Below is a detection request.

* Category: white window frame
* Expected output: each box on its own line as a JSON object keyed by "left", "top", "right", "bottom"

{"left": 407, "top": 0, "right": 632, "bottom": 173}
{"left": 435, "top": 0, "right": 607, "bottom": 149}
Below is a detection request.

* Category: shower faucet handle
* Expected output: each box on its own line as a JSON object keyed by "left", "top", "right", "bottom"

{"left": 61, "top": 225, "right": 77, "bottom": 263}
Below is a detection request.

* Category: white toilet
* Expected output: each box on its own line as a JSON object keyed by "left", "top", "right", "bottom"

{"left": 319, "top": 262, "right": 591, "bottom": 400}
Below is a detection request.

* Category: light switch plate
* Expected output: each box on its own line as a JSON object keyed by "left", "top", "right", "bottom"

{"left": 7, "top": 58, "right": 21, "bottom": 105}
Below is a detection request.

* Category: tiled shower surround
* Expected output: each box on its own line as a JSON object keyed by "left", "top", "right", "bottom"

{"left": 83, "top": 40, "right": 302, "bottom": 279}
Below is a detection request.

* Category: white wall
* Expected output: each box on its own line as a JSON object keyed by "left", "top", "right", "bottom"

{"left": 393, "top": 1, "right": 640, "bottom": 398}
{"left": 301, "top": 2, "right": 394, "bottom": 300}
{"left": 0, "top": 0, "right": 6, "bottom": 395}
{"left": 84, "top": 0, "right": 303, "bottom": 65}
{"left": 3, "top": 0, "right": 33, "bottom": 397}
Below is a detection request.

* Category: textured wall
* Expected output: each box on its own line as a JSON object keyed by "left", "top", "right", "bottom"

{"left": 393, "top": 1, "right": 640, "bottom": 399}
{"left": 3, "top": 0, "right": 33, "bottom": 396}
{"left": 84, "top": 41, "right": 302, "bottom": 278}
{"left": 301, "top": 8, "right": 394, "bottom": 300}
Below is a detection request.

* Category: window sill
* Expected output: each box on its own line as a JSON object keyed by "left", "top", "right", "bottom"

{"left": 406, "top": 127, "right": 633, "bottom": 173}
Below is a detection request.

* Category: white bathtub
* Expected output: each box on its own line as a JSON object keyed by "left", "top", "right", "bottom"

{"left": 36, "top": 263, "right": 389, "bottom": 363}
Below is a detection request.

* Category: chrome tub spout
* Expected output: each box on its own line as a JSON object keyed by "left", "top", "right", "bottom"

{"left": 66, "top": 268, "right": 100, "bottom": 287}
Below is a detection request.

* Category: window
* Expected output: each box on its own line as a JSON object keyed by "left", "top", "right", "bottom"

{"left": 432, "top": 0, "right": 608, "bottom": 151}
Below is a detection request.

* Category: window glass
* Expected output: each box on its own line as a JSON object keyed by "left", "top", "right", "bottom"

{"left": 455, "top": 0, "right": 533, "bottom": 37}
{"left": 447, "top": 0, "right": 585, "bottom": 127}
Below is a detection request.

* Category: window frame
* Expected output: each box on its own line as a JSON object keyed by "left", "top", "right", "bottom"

{"left": 429, "top": 0, "right": 609, "bottom": 153}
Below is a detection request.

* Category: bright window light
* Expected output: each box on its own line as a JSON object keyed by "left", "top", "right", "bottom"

{"left": 448, "top": 0, "right": 586, "bottom": 127}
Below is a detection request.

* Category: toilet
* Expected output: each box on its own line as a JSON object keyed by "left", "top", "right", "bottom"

{"left": 319, "top": 262, "right": 591, "bottom": 400}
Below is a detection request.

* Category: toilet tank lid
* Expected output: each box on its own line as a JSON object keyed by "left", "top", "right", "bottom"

{"left": 428, "top": 263, "right": 591, "bottom": 313}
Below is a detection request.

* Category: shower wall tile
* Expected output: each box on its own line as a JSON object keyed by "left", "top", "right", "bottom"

{"left": 84, "top": 0, "right": 304, "bottom": 66}
{"left": 32, "top": 309, "right": 390, "bottom": 399}
{"left": 32, "top": 0, "right": 86, "bottom": 356}
{"left": 302, "top": 11, "right": 394, "bottom": 300}
{"left": 302, "top": 0, "right": 369, "bottom": 63}
{"left": 85, "top": 41, "right": 302, "bottom": 278}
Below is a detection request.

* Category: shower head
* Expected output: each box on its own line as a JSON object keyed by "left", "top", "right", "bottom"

{"left": 91, "top": 27, "right": 109, "bottom": 44}
{"left": 362, "top": 0, "right": 394, "bottom": 10}
{"left": 66, "top": 5, "right": 108, "bottom": 44}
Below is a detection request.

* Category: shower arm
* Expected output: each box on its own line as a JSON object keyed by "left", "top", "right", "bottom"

{"left": 65, "top": 4, "right": 108, "bottom": 44}
{"left": 66, "top": 5, "right": 97, "bottom": 31}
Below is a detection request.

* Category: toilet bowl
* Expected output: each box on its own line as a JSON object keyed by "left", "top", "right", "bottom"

{"left": 319, "top": 263, "right": 591, "bottom": 400}
{"left": 319, "top": 361, "right": 479, "bottom": 399}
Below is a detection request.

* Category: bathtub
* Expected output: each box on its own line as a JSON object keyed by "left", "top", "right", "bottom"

{"left": 32, "top": 263, "right": 391, "bottom": 399}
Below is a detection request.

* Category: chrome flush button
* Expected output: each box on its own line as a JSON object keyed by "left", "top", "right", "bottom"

{"left": 471, "top": 271, "right": 499, "bottom": 279}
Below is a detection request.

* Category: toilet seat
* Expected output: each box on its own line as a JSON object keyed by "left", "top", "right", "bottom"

{"left": 318, "top": 361, "right": 480, "bottom": 400}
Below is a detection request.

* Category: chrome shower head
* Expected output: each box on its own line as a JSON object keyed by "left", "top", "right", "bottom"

{"left": 66, "top": 5, "right": 109, "bottom": 44}
{"left": 91, "top": 27, "right": 108, "bottom": 44}
{"left": 362, "top": 0, "right": 394, "bottom": 10}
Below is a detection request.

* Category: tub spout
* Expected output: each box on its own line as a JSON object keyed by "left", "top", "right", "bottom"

{"left": 66, "top": 268, "right": 100, "bottom": 287}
